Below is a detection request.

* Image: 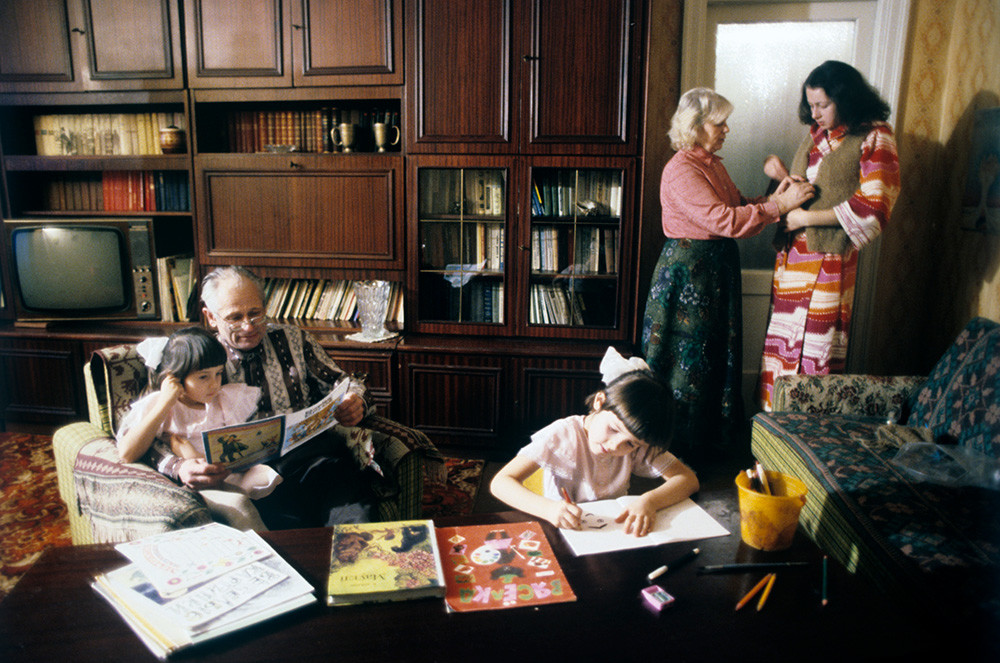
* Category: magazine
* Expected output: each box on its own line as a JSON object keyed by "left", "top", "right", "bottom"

{"left": 201, "top": 379, "right": 350, "bottom": 471}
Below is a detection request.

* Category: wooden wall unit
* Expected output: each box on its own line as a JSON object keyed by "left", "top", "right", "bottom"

{"left": 0, "top": 0, "right": 183, "bottom": 93}
{"left": 0, "top": 1, "right": 648, "bottom": 457}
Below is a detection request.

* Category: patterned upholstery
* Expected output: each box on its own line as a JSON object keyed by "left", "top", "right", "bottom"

{"left": 751, "top": 318, "right": 1000, "bottom": 608}
{"left": 54, "top": 344, "right": 440, "bottom": 544}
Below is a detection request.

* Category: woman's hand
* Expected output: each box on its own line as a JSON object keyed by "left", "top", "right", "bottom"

{"left": 177, "top": 458, "right": 229, "bottom": 490}
{"left": 546, "top": 499, "right": 583, "bottom": 530}
{"left": 763, "top": 154, "right": 789, "bottom": 181}
{"left": 616, "top": 495, "right": 658, "bottom": 537}
{"left": 772, "top": 180, "right": 816, "bottom": 215}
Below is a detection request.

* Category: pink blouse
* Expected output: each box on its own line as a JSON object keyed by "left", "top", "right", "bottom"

{"left": 659, "top": 146, "right": 781, "bottom": 240}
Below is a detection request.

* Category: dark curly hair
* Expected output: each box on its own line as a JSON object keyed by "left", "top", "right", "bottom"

{"left": 585, "top": 370, "right": 675, "bottom": 452}
{"left": 153, "top": 326, "right": 228, "bottom": 388}
{"left": 798, "top": 60, "right": 890, "bottom": 134}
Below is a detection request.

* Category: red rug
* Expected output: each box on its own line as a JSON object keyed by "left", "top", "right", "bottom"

{"left": 0, "top": 432, "right": 482, "bottom": 602}
{"left": 0, "top": 433, "right": 73, "bottom": 602}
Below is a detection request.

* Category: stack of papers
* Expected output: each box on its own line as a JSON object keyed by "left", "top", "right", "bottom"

{"left": 92, "top": 523, "right": 315, "bottom": 659}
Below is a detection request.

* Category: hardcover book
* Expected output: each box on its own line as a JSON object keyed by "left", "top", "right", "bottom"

{"left": 326, "top": 520, "right": 446, "bottom": 606}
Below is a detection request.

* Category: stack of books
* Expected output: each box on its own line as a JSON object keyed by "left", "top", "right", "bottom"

{"left": 92, "top": 523, "right": 315, "bottom": 659}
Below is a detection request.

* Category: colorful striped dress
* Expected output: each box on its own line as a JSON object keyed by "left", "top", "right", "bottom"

{"left": 758, "top": 122, "right": 900, "bottom": 410}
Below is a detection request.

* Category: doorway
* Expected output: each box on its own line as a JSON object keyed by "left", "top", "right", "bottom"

{"left": 679, "top": 0, "right": 909, "bottom": 413}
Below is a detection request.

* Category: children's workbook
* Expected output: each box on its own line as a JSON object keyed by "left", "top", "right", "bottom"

{"left": 434, "top": 520, "right": 576, "bottom": 612}
{"left": 326, "top": 519, "right": 446, "bottom": 606}
{"left": 202, "top": 378, "right": 350, "bottom": 471}
{"left": 94, "top": 524, "right": 315, "bottom": 660}
{"left": 559, "top": 497, "right": 729, "bottom": 556}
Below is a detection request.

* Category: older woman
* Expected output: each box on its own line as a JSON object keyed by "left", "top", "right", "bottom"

{"left": 641, "top": 88, "right": 814, "bottom": 467}
{"left": 758, "top": 61, "right": 900, "bottom": 410}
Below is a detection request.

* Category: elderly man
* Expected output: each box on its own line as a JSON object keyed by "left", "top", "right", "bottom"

{"left": 155, "top": 266, "right": 388, "bottom": 528}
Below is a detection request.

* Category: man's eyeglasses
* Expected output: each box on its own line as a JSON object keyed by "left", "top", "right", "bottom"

{"left": 220, "top": 312, "right": 266, "bottom": 329}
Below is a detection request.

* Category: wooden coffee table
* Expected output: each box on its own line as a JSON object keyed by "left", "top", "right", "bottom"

{"left": 0, "top": 490, "right": 962, "bottom": 662}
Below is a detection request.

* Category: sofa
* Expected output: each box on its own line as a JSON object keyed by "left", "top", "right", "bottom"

{"left": 52, "top": 343, "right": 442, "bottom": 545}
{"left": 751, "top": 317, "right": 1000, "bottom": 612}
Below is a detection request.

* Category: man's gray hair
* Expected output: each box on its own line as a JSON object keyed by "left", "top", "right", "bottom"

{"left": 201, "top": 266, "right": 266, "bottom": 313}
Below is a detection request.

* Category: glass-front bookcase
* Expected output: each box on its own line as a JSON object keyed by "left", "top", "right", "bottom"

{"left": 416, "top": 166, "right": 507, "bottom": 326}
{"left": 527, "top": 167, "right": 623, "bottom": 330}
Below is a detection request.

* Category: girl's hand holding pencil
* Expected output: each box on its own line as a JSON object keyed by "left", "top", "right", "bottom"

{"left": 552, "top": 487, "right": 583, "bottom": 530}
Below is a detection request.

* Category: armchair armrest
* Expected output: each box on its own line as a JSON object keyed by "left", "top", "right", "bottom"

{"left": 56, "top": 423, "right": 212, "bottom": 544}
{"left": 772, "top": 374, "right": 926, "bottom": 418}
{"left": 360, "top": 414, "right": 444, "bottom": 521}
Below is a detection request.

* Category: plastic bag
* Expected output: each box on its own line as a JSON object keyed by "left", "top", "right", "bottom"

{"left": 890, "top": 442, "right": 1000, "bottom": 490}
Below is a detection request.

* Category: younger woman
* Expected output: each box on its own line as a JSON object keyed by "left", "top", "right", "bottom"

{"left": 490, "top": 349, "right": 699, "bottom": 537}
{"left": 117, "top": 327, "right": 278, "bottom": 531}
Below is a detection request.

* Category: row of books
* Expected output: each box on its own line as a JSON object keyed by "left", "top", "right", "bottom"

{"left": 32, "top": 112, "right": 185, "bottom": 156}
{"left": 420, "top": 221, "right": 505, "bottom": 272}
{"left": 531, "top": 226, "right": 619, "bottom": 274}
{"left": 530, "top": 283, "right": 586, "bottom": 326}
{"left": 39, "top": 171, "right": 189, "bottom": 213}
{"left": 418, "top": 169, "right": 506, "bottom": 217}
{"left": 532, "top": 171, "right": 623, "bottom": 218}
{"left": 262, "top": 278, "right": 404, "bottom": 324}
{"left": 156, "top": 255, "right": 197, "bottom": 323}
{"left": 224, "top": 108, "right": 400, "bottom": 154}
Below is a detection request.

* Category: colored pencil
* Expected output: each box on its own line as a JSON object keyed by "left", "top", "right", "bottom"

{"left": 735, "top": 574, "right": 771, "bottom": 611}
{"left": 756, "top": 573, "right": 777, "bottom": 611}
{"left": 822, "top": 555, "right": 829, "bottom": 607}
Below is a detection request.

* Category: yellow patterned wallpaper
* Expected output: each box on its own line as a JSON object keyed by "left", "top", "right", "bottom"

{"left": 869, "top": 0, "right": 1000, "bottom": 374}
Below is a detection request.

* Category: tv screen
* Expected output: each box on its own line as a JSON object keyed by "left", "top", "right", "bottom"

{"left": 12, "top": 226, "right": 129, "bottom": 312}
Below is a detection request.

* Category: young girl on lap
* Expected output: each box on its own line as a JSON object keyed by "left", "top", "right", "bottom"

{"left": 490, "top": 349, "right": 699, "bottom": 537}
{"left": 117, "top": 327, "right": 278, "bottom": 531}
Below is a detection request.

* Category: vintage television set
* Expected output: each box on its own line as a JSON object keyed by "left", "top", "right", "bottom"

{"left": 3, "top": 217, "right": 158, "bottom": 321}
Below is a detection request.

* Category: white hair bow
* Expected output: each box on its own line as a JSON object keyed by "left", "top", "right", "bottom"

{"left": 136, "top": 336, "right": 169, "bottom": 370}
{"left": 599, "top": 346, "right": 650, "bottom": 385}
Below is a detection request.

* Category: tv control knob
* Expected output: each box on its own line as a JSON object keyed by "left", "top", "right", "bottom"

{"left": 140, "top": 301, "right": 151, "bottom": 311}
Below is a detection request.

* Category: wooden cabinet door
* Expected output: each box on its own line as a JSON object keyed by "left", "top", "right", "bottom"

{"left": 195, "top": 154, "right": 405, "bottom": 271}
{"left": 0, "top": 0, "right": 182, "bottom": 93}
{"left": 290, "top": 0, "right": 403, "bottom": 87}
{"left": 521, "top": 0, "right": 640, "bottom": 155}
{"left": 186, "top": 0, "right": 292, "bottom": 88}
{"left": 406, "top": 0, "right": 514, "bottom": 154}
{"left": 0, "top": 338, "right": 85, "bottom": 426}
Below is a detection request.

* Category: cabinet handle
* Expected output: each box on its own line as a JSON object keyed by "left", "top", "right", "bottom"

{"left": 522, "top": 55, "right": 538, "bottom": 61}
{"left": 290, "top": 160, "right": 303, "bottom": 169}
{"left": 292, "top": 24, "right": 303, "bottom": 30}
{"left": 519, "top": 245, "right": 530, "bottom": 251}
{"left": 71, "top": 27, "right": 86, "bottom": 35}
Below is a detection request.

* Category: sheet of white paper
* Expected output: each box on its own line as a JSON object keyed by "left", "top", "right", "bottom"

{"left": 559, "top": 497, "right": 729, "bottom": 556}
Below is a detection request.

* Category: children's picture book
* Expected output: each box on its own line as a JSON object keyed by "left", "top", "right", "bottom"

{"left": 327, "top": 519, "right": 446, "bottom": 606}
{"left": 202, "top": 378, "right": 350, "bottom": 472}
{"left": 559, "top": 497, "right": 730, "bottom": 557}
{"left": 434, "top": 520, "right": 576, "bottom": 612}
{"left": 94, "top": 524, "right": 315, "bottom": 660}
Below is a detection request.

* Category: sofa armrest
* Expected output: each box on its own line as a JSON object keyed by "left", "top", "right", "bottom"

{"left": 772, "top": 374, "right": 926, "bottom": 418}
{"left": 359, "top": 414, "right": 443, "bottom": 521}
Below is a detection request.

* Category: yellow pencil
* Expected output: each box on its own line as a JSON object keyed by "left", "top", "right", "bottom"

{"left": 734, "top": 574, "right": 771, "bottom": 611}
{"left": 756, "top": 573, "right": 777, "bottom": 611}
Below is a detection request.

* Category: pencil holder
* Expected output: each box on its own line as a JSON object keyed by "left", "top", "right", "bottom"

{"left": 735, "top": 470, "right": 807, "bottom": 551}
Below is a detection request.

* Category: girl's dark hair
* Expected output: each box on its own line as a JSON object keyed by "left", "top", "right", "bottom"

{"left": 153, "top": 327, "right": 228, "bottom": 388}
{"left": 798, "top": 60, "right": 890, "bottom": 134}
{"left": 586, "top": 371, "right": 675, "bottom": 452}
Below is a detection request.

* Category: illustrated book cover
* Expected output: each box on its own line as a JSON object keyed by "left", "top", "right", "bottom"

{"left": 558, "top": 497, "right": 729, "bottom": 556}
{"left": 202, "top": 378, "right": 349, "bottom": 472}
{"left": 94, "top": 524, "right": 315, "bottom": 659}
{"left": 434, "top": 520, "right": 576, "bottom": 612}
{"left": 327, "top": 519, "right": 446, "bottom": 606}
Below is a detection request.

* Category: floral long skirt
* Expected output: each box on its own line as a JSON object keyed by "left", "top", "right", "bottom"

{"left": 641, "top": 237, "right": 745, "bottom": 466}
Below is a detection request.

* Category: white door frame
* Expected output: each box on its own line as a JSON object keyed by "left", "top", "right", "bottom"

{"left": 679, "top": 0, "right": 911, "bottom": 373}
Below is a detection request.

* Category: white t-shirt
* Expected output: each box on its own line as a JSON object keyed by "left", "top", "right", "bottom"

{"left": 517, "top": 415, "right": 678, "bottom": 503}
{"left": 117, "top": 383, "right": 280, "bottom": 498}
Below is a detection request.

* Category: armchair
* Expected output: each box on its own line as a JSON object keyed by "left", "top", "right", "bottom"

{"left": 52, "top": 344, "right": 441, "bottom": 544}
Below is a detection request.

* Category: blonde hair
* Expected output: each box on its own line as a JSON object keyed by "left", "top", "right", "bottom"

{"left": 668, "top": 87, "right": 734, "bottom": 151}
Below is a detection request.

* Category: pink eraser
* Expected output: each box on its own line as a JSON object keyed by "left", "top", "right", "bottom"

{"left": 641, "top": 584, "right": 675, "bottom": 612}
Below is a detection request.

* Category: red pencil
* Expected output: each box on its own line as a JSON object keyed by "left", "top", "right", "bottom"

{"left": 559, "top": 486, "right": 575, "bottom": 505}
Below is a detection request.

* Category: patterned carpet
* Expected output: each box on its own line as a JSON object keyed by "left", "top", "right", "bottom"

{"left": 0, "top": 432, "right": 483, "bottom": 602}
{"left": 0, "top": 433, "right": 73, "bottom": 603}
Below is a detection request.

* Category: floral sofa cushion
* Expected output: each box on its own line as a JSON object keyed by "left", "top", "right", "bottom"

{"left": 907, "top": 317, "right": 1000, "bottom": 458}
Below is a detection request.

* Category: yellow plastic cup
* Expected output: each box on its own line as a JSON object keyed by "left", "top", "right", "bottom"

{"left": 735, "top": 470, "right": 808, "bottom": 551}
